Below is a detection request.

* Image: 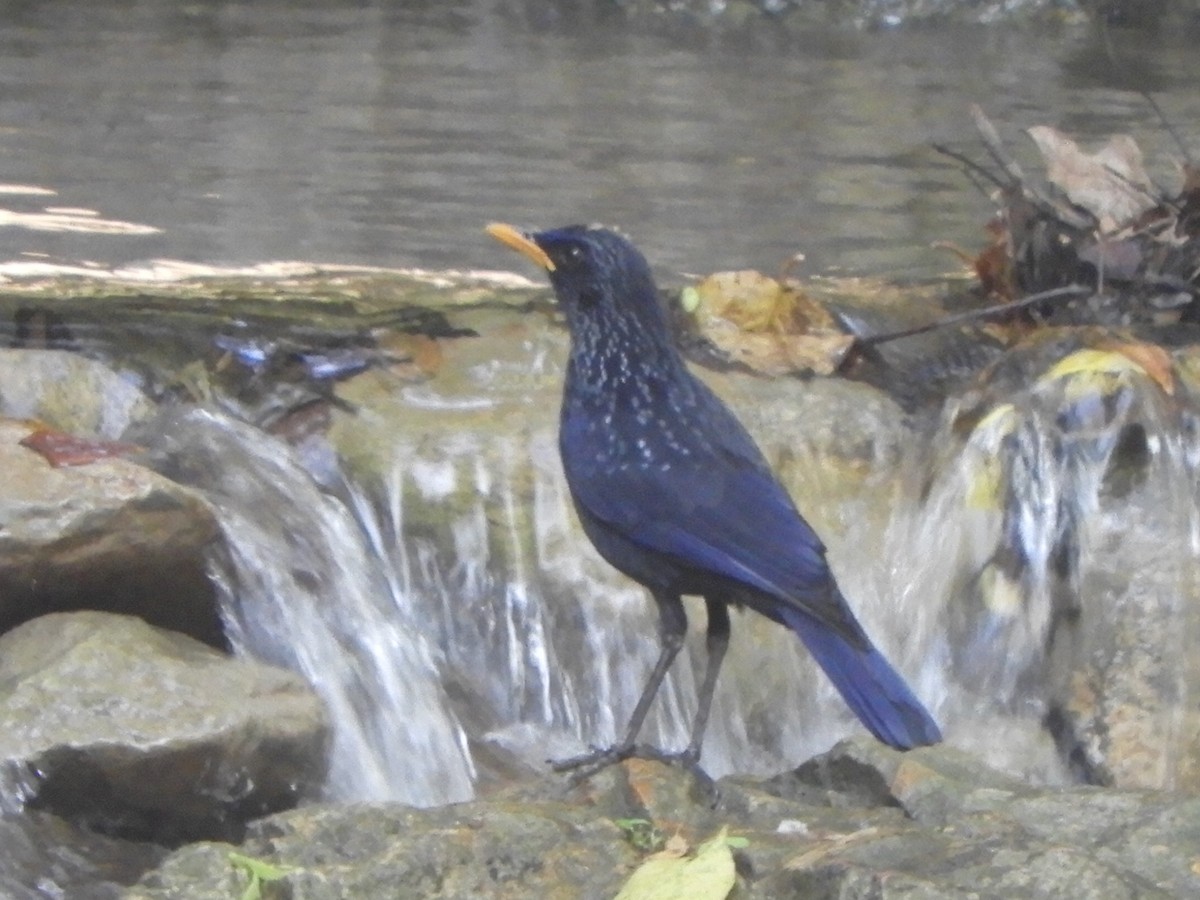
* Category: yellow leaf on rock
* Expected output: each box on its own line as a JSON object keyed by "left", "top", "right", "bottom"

{"left": 1038, "top": 346, "right": 1175, "bottom": 399}
{"left": 1041, "top": 349, "right": 1146, "bottom": 384}
{"left": 1098, "top": 340, "right": 1175, "bottom": 395}
{"left": 963, "top": 403, "right": 1017, "bottom": 511}
{"left": 614, "top": 827, "right": 738, "bottom": 900}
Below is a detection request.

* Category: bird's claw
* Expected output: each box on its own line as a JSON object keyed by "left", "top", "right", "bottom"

{"left": 550, "top": 743, "right": 633, "bottom": 783}
{"left": 550, "top": 743, "right": 710, "bottom": 788}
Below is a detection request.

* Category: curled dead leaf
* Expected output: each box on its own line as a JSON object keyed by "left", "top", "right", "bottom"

{"left": 1025, "top": 126, "right": 1156, "bottom": 232}
{"left": 705, "top": 321, "right": 854, "bottom": 376}
{"left": 688, "top": 270, "right": 850, "bottom": 375}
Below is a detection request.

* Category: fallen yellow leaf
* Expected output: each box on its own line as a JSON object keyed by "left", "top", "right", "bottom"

{"left": 614, "top": 826, "right": 738, "bottom": 900}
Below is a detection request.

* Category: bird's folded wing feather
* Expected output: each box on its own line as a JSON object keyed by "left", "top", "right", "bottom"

{"left": 568, "top": 451, "right": 863, "bottom": 639}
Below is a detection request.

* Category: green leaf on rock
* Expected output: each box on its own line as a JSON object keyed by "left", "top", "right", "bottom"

{"left": 229, "top": 851, "right": 293, "bottom": 900}
{"left": 614, "top": 817, "right": 667, "bottom": 853}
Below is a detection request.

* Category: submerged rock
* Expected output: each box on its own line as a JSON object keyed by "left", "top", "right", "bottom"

{"left": 919, "top": 334, "right": 1200, "bottom": 792}
{"left": 0, "top": 611, "right": 329, "bottom": 845}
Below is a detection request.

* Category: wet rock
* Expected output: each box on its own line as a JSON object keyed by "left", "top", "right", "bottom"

{"left": 1032, "top": 340, "right": 1200, "bottom": 793}
{"left": 1046, "top": 570, "right": 1200, "bottom": 792}
{"left": 126, "top": 740, "right": 1200, "bottom": 899}
{"left": 0, "top": 348, "right": 155, "bottom": 438}
{"left": 0, "top": 810, "right": 166, "bottom": 900}
{"left": 0, "top": 418, "right": 224, "bottom": 646}
{"left": 128, "top": 800, "right": 638, "bottom": 900}
{"left": 737, "top": 741, "right": 1193, "bottom": 898}
{"left": 0, "top": 611, "right": 329, "bottom": 845}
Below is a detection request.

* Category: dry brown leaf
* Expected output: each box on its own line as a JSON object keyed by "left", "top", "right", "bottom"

{"left": 707, "top": 325, "right": 853, "bottom": 376}
{"left": 693, "top": 270, "right": 839, "bottom": 333}
{"left": 652, "top": 833, "right": 691, "bottom": 860}
{"left": 1097, "top": 339, "right": 1176, "bottom": 395}
{"left": 1025, "top": 127, "right": 1156, "bottom": 232}
{"left": 690, "top": 270, "right": 849, "bottom": 375}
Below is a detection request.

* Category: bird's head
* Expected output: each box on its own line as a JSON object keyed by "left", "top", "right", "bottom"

{"left": 486, "top": 222, "right": 665, "bottom": 334}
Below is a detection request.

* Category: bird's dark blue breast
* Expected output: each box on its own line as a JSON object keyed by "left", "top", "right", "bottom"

{"left": 559, "top": 350, "right": 782, "bottom": 595}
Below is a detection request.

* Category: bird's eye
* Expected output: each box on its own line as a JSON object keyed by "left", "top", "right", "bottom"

{"left": 565, "top": 245, "right": 583, "bottom": 263}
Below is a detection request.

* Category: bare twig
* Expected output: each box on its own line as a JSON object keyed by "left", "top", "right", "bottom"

{"left": 932, "top": 143, "right": 1011, "bottom": 193}
{"left": 969, "top": 105, "right": 1094, "bottom": 231}
{"left": 854, "top": 284, "right": 1091, "bottom": 347}
{"left": 971, "top": 103, "right": 1028, "bottom": 185}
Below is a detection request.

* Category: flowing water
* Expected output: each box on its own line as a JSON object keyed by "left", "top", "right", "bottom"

{"left": 878, "top": 363, "right": 1200, "bottom": 779}
{"left": 114, "top": 339, "right": 1200, "bottom": 800}
{"left": 139, "top": 407, "right": 477, "bottom": 805}
{"left": 3, "top": 1, "right": 1200, "bottom": 812}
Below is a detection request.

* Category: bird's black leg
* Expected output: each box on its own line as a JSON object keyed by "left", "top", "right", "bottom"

{"left": 681, "top": 596, "right": 731, "bottom": 765}
{"left": 552, "top": 592, "right": 687, "bottom": 779}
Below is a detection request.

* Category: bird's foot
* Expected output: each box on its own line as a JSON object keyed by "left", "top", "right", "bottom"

{"left": 551, "top": 742, "right": 710, "bottom": 788}
{"left": 550, "top": 743, "right": 634, "bottom": 783}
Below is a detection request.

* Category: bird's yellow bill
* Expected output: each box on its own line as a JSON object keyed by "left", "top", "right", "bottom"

{"left": 485, "top": 222, "right": 555, "bottom": 272}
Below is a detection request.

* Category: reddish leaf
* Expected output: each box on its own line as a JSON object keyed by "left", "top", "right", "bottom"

{"left": 19, "top": 427, "right": 143, "bottom": 467}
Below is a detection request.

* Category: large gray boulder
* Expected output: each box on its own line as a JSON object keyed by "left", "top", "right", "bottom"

{"left": 0, "top": 611, "right": 329, "bottom": 844}
{"left": 0, "top": 418, "right": 223, "bottom": 646}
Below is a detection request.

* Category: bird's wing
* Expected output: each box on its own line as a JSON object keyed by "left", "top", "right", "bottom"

{"left": 566, "top": 435, "right": 864, "bottom": 640}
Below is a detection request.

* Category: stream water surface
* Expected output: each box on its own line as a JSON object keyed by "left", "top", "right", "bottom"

{"left": 2, "top": 2, "right": 1200, "bottom": 279}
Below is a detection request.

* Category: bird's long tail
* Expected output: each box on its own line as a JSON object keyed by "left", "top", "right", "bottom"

{"left": 781, "top": 604, "right": 942, "bottom": 750}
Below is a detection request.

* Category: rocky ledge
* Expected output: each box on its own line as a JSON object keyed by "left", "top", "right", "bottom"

{"left": 125, "top": 738, "right": 1200, "bottom": 899}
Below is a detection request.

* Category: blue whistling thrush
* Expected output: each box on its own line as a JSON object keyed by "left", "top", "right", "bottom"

{"left": 486, "top": 222, "right": 941, "bottom": 778}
